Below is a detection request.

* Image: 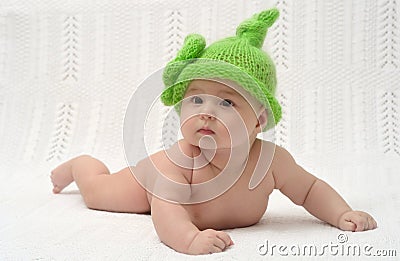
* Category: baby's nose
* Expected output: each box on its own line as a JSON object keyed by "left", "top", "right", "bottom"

{"left": 199, "top": 113, "right": 215, "bottom": 121}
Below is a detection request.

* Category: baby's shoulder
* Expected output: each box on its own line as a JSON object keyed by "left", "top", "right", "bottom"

{"left": 136, "top": 141, "right": 194, "bottom": 185}
{"left": 253, "top": 139, "right": 295, "bottom": 169}
{"left": 255, "top": 138, "right": 291, "bottom": 155}
{"left": 146, "top": 139, "right": 198, "bottom": 172}
{"left": 251, "top": 139, "right": 276, "bottom": 160}
{"left": 255, "top": 138, "right": 276, "bottom": 150}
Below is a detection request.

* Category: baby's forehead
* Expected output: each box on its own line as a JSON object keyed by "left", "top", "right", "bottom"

{"left": 187, "top": 79, "right": 246, "bottom": 97}
{"left": 187, "top": 79, "right": 263, "bottom": 107}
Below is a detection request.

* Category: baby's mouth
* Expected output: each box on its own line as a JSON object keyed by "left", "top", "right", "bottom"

{"left": 198, "top": 127, "right": 215, "bottom": 135}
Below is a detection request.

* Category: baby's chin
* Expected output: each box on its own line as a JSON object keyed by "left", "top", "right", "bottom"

{"left": 182, "top": 130, "right": 250, "bottom": 150}
{"left": 196, "top": 138, "right": 248, "bottom": 151}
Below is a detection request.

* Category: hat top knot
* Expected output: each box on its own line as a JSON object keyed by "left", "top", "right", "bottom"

{"left": 236, "top": 8, "right": 279, "bottom": 48}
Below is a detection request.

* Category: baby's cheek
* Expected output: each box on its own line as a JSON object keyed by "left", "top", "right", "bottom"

{"left": 219, "top": 113, "right": 249, "bottom": 139}
{"left": 179, "top": 104, "right": 195, "bottom": 123}
{"left": 180, "top": 119, "right": 196, "bottom": 137}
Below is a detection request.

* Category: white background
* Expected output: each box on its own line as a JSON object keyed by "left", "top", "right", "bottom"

{"left": 0, "top": 0, "right": 399, "bottom": 260}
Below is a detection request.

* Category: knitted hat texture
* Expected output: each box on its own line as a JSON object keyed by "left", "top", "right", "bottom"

{"left": 161, "top": 8, "right": 281, "bottom": 130}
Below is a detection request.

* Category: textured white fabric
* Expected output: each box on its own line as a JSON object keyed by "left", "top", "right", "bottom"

{"left": 0, "top": 0, "right": 399, "bottom": 260}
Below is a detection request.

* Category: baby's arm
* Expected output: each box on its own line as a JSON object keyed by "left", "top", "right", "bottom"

{"left": 272, "top": 146, "right": 377, "bottom": 231}
{"left": 151, "top": 197, "right": 232, "bottom": 254}
{"left": 140, "top": 147, "right": 232, "bottom": 255}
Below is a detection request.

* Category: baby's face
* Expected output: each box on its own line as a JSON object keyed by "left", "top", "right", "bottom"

{"left": 180, "top": 79, "right": 265, "bottom": 149}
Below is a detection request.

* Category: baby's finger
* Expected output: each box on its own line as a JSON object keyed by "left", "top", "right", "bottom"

{"left": 216, "top": 231, "right": 233, "bottom": 248}
{"left": 340, "top": 220, "right": 356, "bottom": 231}
{"left": 210, "top": 245, "right": 223, "bottom": 253}
{"left": 372, "top": 217, "right": 378, "bottom": 229}
{"left": 212, "top": 237, "right": 227, "bottom": 251}
{"left": 351, "top": 215, "right": 367, "bottom": 231}
{"left": 367, "top": 216, "right": 377, "bottom": 230}
{"left": 343, "top": 212, "right": 364, "bottom": 232}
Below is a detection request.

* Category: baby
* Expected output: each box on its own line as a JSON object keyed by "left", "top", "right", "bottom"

{"left": 50, "top": 8, "right": 377, "bottom": 255}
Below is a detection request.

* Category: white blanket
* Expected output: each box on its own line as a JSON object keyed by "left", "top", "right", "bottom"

{"left": 1, "top": 164, "right": 399, "bottom": 260}
{"left": 1, "top": 0, "right": 399, "bottom": 260}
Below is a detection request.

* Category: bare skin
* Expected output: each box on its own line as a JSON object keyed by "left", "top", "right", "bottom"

{"left": 51, "top": 80, "right": 377, "bottom": 255}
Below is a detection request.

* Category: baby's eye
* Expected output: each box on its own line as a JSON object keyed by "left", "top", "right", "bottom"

{"left": 220, "top": 99, "right": 234, "bottom": 107}
{"left": 191, "top": 96, "right": 203, "bottom": 104}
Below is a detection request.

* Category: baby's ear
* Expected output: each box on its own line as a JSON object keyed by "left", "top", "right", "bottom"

{"left": 256, "top": 108, "right": 268, "bottom": 132}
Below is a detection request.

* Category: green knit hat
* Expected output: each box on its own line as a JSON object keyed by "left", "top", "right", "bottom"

{"left": 161, "top": 8, "right": 281, "bottom": 130}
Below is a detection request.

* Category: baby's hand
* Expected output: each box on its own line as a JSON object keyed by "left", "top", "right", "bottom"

{"left": 338, "top": 211, "right": 377, "bottom": 232}
{"left": 187, "top": 229, "right": 234, "bottom": 255}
